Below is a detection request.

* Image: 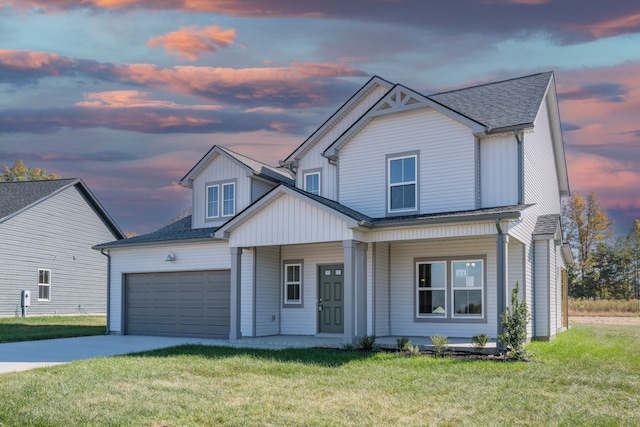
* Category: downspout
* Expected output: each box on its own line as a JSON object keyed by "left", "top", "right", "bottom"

{"left": 514, "top": 130, "right": 524, "bottom": 205}
{"left": 495, "top": 219, "right": 508, "bottom": 352}
{"left": 100, "top": 249, "right": 111, "bottom": 335}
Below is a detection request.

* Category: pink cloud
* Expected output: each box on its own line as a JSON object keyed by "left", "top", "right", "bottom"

{"left": 0, "top": 49, "right": 73, "bottom": 70}
{"left": 564, "top": 13, "right": 640, "bottom": 39}
{"left": 76, "top": 90, "right": 221, "bottom": 110}
{"left": 148, "top": 26, "right": 237, "bottom": 61}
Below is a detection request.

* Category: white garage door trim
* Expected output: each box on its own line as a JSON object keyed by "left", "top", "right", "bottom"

{"left": 125, "top": 270, "right": 230, "bottom": 339}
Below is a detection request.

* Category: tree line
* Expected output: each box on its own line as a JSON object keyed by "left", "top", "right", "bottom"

{"left": 562, "top": 192, "right": 640, "bottom": 300}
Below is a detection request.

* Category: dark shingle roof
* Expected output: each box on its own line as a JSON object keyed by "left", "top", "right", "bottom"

{"left": 219, "top": 147, "right": 294, "bottom": 184}
{"left": 429, "top": 72, "right": 552, "bottom": 132}
{"left": 534, "top": 214, "right": 560, "bottom": 235}
{"left": 95, "top": 215, "right": 217, "bottom": 248}
{"left": 0, "top": 178, "right": 79, "bottom": 221}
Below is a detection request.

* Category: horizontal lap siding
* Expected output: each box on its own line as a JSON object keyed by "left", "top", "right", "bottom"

{"left": 0, "top": 186, "right": 118, "bottom": 316}
{"left": 534, "top": 240, "right": 549, "bottom": 339}
{"left": 228, "top": 194, "right": 352, "bottom": 247}
{"left": 389, "top": 238, "right": 497, "bottom": 338}
{"left": 280, "top": 242, "right": 343, "bottom": 335}
{"left": 374, "top": 242, "right": 390, "bottom": 336}
{"left": 255, "top": 246, "right": 280, "bottom": 336}
{"left": 108, "top": 241, "right": 230, "bottom": 333}
{"left": 339, "top": 108, "right": 476, "bottom": 218}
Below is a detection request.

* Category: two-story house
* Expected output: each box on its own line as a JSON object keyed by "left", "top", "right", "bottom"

{"left": 96, "top": 72, "right": 572, "bottom": 344}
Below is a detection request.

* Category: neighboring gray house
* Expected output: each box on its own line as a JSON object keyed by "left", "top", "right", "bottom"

{"left": 97, "top": 72, "right": 572, "bottom": 343}
{"left": 0, "top": 178, "right": 124, "bottom": 316}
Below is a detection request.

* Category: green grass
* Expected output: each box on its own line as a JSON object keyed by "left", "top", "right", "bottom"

{"left": 0, "top": 316, "right": 106, "bottom": 343}
{"left": 1, "top": 324, "right": 639, "bottom": 426}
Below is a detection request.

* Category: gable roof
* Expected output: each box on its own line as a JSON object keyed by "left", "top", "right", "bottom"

{"left": 430, "top": 72, "right": 553, "bottom": 132}
{"left": 94, "top": 214, "right": 217, "bottom": 249}
{"left": 180, "top": 145, "right": 294, "bottom": 188}
{"left": 0, "top": 178, "right": 124, "bottom": 239}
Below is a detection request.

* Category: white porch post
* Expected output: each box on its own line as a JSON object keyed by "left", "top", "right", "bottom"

{"left": 229, "top": 247, "right": 242, "bottom": 341}
{"left": 356, "top": 242, "right": 368, "bottom": 339}
{"left": 343, "top": 240, "right": 357, "bottom": 344}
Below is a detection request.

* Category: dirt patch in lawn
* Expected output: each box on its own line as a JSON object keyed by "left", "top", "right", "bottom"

{"left": 569, "top": 316, "right": 640, "bottom": 326}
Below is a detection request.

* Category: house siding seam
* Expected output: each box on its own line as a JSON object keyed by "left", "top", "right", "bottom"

{"left": 0, "top": 185, "right": 118, "bottom": 316}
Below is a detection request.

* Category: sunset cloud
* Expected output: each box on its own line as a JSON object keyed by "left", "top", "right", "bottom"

{"left": 148, "top": 26, "right": 237, "bottom": 61}
{"left": 565, "top": 13, "right": 640, "bottom": 39}
{"left": 76, "top": 91, "right": 221, "bottom": 110}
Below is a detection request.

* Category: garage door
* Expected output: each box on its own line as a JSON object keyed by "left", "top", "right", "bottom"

{"left": 126, "top": 270, "right": 230, "bottom": 339}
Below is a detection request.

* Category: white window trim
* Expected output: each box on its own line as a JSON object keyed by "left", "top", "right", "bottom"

{"left": 283, "top": 261, "right": 303, "bottom": 307}
{"left": 206, "top": 184, "right": 220, "bottom": 219}
{"left": 451, "top": 259, "right": 484, "bottom": 318}
{"left": 387, "top": 152, "right": 418, "bottom": 214}
{"left": 416, "top": 261, "right": 447, "bottom": 318}
{"left": 303, "top": 170, "right": 321, "bottom": 195}
{"left": 38, "top": 268, "right": 51, "bottom": 301}
{"left": 205, "top": 179, "right": 236, "bottom": 220}
{"left": 222, "top": 182, "right": 235, "bottom": 217}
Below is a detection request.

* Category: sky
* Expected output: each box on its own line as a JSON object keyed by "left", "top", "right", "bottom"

{"left": 1, "top": 0, "right": 639, "bottom": 236}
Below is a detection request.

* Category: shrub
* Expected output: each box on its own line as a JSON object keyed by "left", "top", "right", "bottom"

{"left": 358, "top": 334, "right": 376, "bottom": 351}
{"left": 430, "top": 335, "right": 448, "bottom": 357}
{"left": 397, "top": 336, "right": 412, "bottom": 351}
{"left": 471, "top": 333, "right": 490, "bottom": 351}
{"left": 499, "top": 280, "right": 530, "bottom": 360}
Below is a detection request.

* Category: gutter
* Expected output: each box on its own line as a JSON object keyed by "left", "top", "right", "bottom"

{"left": 495, "top": 218, "right": 507, "bottom": 352}
{"left": 100, "top": 249, "right": 111, "bottom": 335}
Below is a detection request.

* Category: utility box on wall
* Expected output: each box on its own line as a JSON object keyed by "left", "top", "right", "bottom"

{"left": 21, "top": 290, "right": 31, "bottom": 307}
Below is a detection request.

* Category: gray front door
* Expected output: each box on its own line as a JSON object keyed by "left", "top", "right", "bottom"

{"left": 318, "top": 264, "right": 344, "bottom": 333}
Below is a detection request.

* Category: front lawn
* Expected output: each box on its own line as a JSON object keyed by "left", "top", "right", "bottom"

{"left": 0, "top": 316, "right": 106, "bottom": 343}
{"left": 0, "top": 324, "right": 638, "bottom": 426}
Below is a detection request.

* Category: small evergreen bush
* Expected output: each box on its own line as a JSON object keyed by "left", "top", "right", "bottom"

{"left": 499, "top": 280, "right": 530, "bottom": 360}
{"left": 397, "top": 336, "right": 411, "bottom": 351}
{"left": 471, "top": 333, "right": 490, "bottom": 351}
{"left": 358, "top": 334, "right": 376, "bottom": 351}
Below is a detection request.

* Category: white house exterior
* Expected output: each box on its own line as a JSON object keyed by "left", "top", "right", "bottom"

{"left": 97, "top": 72, "right": 572, "bottom": 343}
{"left": 0, "top": 179, "right": 124, "bottom": 316}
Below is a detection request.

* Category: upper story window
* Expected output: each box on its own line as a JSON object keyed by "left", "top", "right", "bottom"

{"left": 206, "top": 180, "right": 235, "bottom": 220}
{"left": 38, "top": 268, "right": 51, "bottom": 301}
{"left": 388, "top": 153, "right": 418, "bottom": 213}
{"left": 303, "top": 170, "right": 321, "bottom": 195}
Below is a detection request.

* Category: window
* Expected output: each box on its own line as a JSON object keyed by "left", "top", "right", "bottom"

{"left": 38, "top": 269, "right": 51, "bottom": 301}
{"left": 452, "top": 260, "right": 483, "bottom": 317}
{"left": 283, "top": 262, "right": 302, "bottom": 306}
{"left": 416, "top": 262, "right": 446, "bottom": 316}
{"left": 388, "top": 154, "right": 417, "bottom": 213}
{"left": 222, "top": 182, "right": 235, "bottom": 216}
{"left": 206, "top": 180, "right": 235, "bottom": 219}
{"left": 206, "top": 185, "right": 219, "bottom": 218}
{"left": 415, "top": 257, "right": 485, "bottom": 321}
{"left": 304, "top": 171, "right": 320, "bottom": 195}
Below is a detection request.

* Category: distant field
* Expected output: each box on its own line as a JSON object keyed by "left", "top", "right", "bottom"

{"left": 0, "top": 316, "right": 106, "bottom": 343}
{"left": 569, "top": 298, "right": 640, "bottom": 316}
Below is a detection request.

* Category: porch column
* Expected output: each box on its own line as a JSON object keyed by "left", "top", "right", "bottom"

{"left": 355, "top": 242, "right": 368, "bottom": 338}
{"left": 229, "top": 247, "right": 242, "bottom": 341}
{"left": 343, "top": 240, "right": 357, "bottom": 345}
{"left": 496, "top": 232, "right": 509, "bottom": 351}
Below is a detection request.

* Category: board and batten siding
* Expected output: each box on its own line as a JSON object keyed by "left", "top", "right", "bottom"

{"left": 279, "top": 242, "right": 343, "bottom": 335}
{"left": 0, "top": 185, "right": 118, "bottom": 316}
{"left": 296, "top": 85, "right": 389, "bottom": 201}
{"left": 254, "top": 246, "right": 281, "bottom": 336}
{"left": 480, "top": 134, "right": 518, "bottom": 208}
{"left": 191, "top": 154, "right": 252, "bottom": 229}
{"left": 388, "top": 238, "right": 498, "bottom": 338}
{"left": 338, "top": 108, "right": 476, "bottom": 218}
{"left": 107, "top": 241, "right": 230, "bottom": 333}
{"left": 227, "top": 194, "right": 354, "bottom": 248}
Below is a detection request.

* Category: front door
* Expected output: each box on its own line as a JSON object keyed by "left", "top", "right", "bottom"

{"left": 318, "top": 264, "right": 344, "bottom": 333}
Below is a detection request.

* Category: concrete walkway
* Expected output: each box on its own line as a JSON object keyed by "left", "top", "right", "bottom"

{"left": 0, "top": 335, "right": 229, "bottom": 374}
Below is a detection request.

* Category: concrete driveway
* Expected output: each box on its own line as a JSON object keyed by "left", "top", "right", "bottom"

{"left": 0, "top": 335, "right": 230, "bottom": 374}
